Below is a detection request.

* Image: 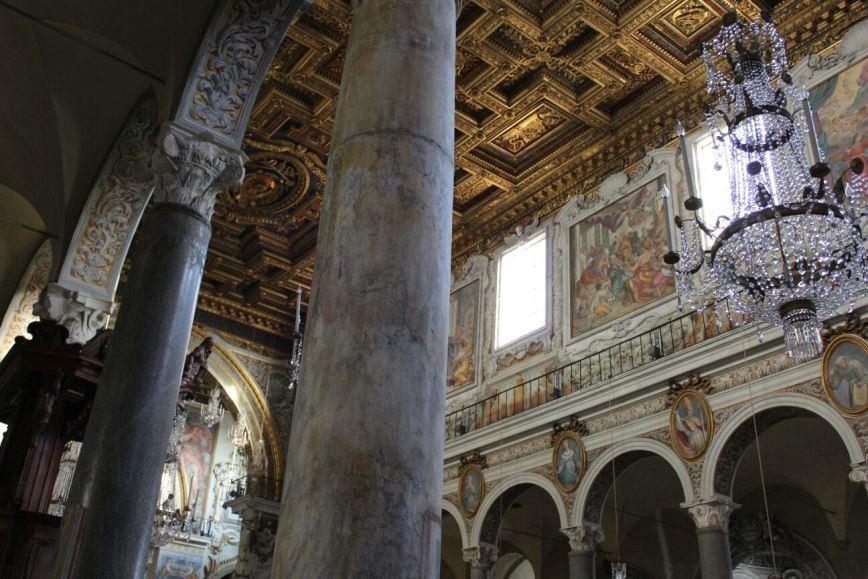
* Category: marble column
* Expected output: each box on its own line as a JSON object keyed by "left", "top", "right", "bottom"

{"left": 52, "top": 125, "right": 244, "bottom": 579}
{"left": 272, "top": 0, "right": 457, "bottom": 577}
{"left": 685, "top": 497, "right": 739, "bottom": 579}
{"left": 463, "top": 544, "right": 498, "bottom": 579}
{"left": 562, "top": 524, "right": 603, "bottom": 579}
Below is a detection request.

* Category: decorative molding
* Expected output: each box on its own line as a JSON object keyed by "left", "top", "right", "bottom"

{"left": 176, "top": 0, "right": 312, "bottom": 146}
{"left": 152, "top": 124, "right": 246, "bottom": 220}
{"left": 459, "top": 450, "right": 488, "bottom": 471}
{"left": 32, "top": 282, "right": 112, "bottom": 345}
{"left": 684, "top": 496, "right": 739, "bottom": 530}
{"left": 0, "top": 239, "right": 52, "bottom": 356}
{"left": 822, "top": 311, "right": 868, "bottom": 343}
{"left": 666, "top": 372, "right": 713, "bottom": 407}
{"left": 790, "top": 19, "right": 868, "bottom": 88}
{"left": 551, "top": 415, "right": 589, "bottom": 444}
{"left": 59, "top": 98, "right": 158, "bottom": 302}
{"left": 560, "top": 524, "right": 604, "bottom": 553}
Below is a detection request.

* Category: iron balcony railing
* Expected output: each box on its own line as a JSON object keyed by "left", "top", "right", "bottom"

{"left": 445, "top": 299, "right": 740, "bottom": 440}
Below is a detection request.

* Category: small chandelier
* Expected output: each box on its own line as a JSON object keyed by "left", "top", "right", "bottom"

{"left": 290, "top": 286, "right": 304, "bottom": 390}
{"left": 200, "top": 386, "right": 225, "bottom": 427}
{"left": 151, "top": 457, "right": 189, "bottom": 547}
{"left": 664, "top": 10, "right": 867, "bottom": 361}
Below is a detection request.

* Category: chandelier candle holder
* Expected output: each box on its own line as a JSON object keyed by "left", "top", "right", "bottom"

{"left": 663, "top": 10, "right": 867, "bottom": 361}
{"left": 201, "top": 386, "right": 225, "bottom": 427}
{"left": 290, "top": 285, "right": 304, "bottom": 389}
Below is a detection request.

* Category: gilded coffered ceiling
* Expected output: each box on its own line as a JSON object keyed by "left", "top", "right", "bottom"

{"left": 198, "top": 0, "right": 865, "bottom": 349}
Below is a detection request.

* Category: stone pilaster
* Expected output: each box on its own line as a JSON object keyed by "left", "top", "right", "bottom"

{"left": 684, "top": 496, "right": 739, "bottom": 579}
{"left": 271, "top": 0, "right": 456, "bottom": 576}
{"left": 52, "top": 125, "right": 243, "bottom": 579}
{"left": 849, "top": 462, "right": 868, "bottom": 497}
{"left": 463, "top": 544, "right": 498, "bottom": 579}
{"left": 562, "top": 525, "right": 603, "bottom": 579}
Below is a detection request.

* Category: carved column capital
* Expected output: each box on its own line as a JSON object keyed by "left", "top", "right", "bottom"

{"left": 683, "top": 496, "right": 740, "bottom": 531}
{"left": 561, "top": 524, "right": 604, "bottom": 553}
{"left": 849, "top": 463, "right": 868, "bottom": 497}
{"left": 462, "top": 543, "right": 498, "bottom": 568}
{"left": 32, "top": 282, "right": 112, "bottom": 345}
{"left": 152, "top": 124, "right": 246, "bottom": 220}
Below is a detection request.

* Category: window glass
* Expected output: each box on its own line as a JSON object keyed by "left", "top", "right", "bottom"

{"left": 495, "top": 232, "right": 547, "bottom": 348}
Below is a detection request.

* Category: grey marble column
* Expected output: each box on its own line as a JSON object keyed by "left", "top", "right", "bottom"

{"left": 685, "top": 497, "right": 738, "bottom": 579}
{"left": 464, "top": 545, "right": 498, "bottom": 579}
{"left": 562, "top": 525, "right": 603, "bottom": 579}
{"left": 52, "top": 125, "right": 243, "bottom": 579}
{"left": 271, "top": 0, "right": 457, "bottom": 577}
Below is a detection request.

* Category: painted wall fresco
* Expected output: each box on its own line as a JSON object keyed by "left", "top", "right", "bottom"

{"left": 155, "top": 549, "right": 206, "bottom": 579}
{"left": 569, "top": 174, "right": 674, "bottom": 339}
{"left": 179, "top": 410, "right": 216, "bottom": 522}
{"left": 810, "top": 58, "right": 868, "bottom": 176}
{"left": 447, "top": 279, "right": 480, "bottom": 391}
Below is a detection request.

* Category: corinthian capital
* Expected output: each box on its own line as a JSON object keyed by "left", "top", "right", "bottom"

{"left": 462, "top": 543, "right": 498, "bottom": 568}
{"left": 684, "top": 496, "right": 740, "bottom": 531}
{"left": 850, "top": 463, "right": 868, "bottom": 497}
{"left": 152, "top": 124, "right": 245, "bottom": 220}
{"left": 561, "top": 524, "right": 604, "bottom": 553}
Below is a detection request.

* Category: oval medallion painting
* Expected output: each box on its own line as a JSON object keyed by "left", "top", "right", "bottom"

{"left": 669, "top": 390, "right": 713, "bottom": 461}
{"left": 822, "top": 335, "right": 868, "bottom": 415}
{"left": 551, "top": 431, "right": 586, "bottom": 493}
{"left": 458, "top": 464, "right": 485, "bottom": 518}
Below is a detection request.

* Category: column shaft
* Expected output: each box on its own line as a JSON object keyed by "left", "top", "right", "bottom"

{"left": 569, "top": 550, "right": 595, "bottom": 579}
{"left": 695, "top": 527, "right": 733, "bottom": 579}
{"left": 272, "top": 0, "right": 456, "bottom": 577}
{"left": 54, "top": 205, "right": 211, "bottom": 578}
{"left": 470, "top": 565, "right": 489, "bottom": 579}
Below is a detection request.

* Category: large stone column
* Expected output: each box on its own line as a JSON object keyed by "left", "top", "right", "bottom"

{"left": 52, "top": 125, "right": 244, "bottom": 579}
{"left": 463, "top": 545, "right": 498, "bottom": 579}
{"left": 685, "top": 497, "right": 738, "bottom": 579}
{"left": 271, "top": 0, "right": 457, "bottom": 577}
{"left": 562, "top": 524, "right": 603, "bottom": 579}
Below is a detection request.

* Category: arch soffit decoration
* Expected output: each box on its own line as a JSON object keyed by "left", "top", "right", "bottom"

{"left": 57, "top": 0, "right": 313, "bottom": 318}
{"left": 573, "top": 438, "right": 694, "bottom": 527}
{"left": 442, "top": 499, "right": 469, "bottom": 550}
{"left": 470, "top": 472, "right": 569, "bottom": 547}
{"left": 701, "top": 392, "right": 865, "bottom": 498}
{"left": 189, "top": 329, "right": 282, "bottom": 492}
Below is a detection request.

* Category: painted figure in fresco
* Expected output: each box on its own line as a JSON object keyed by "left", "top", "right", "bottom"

{"left": 448, "top": 282, "right": 479, "bottom": 389}
{"left": 556, "top": 438, "right": 582, "bottom": 488}
{"left": 829, "top": 351, "right": 868, "bottom": 409}
{"left": 674, "top": 396, "right": 708, "bottom": 457}
{"left": 179, "top": 421, "right": 214, "bottom": 517}
{"left": 812, "top": 60, "right": 868, "bottom": 177}
{"left": 461, "top": 471, "right": 481, "bottom": 513}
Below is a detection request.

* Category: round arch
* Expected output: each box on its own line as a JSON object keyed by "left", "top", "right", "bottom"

{"left": 442, "top": 498, "right": 469, "bottom": 550}
{"left": 189, "top": 329, "right": 283, "bottom": 499}
{"left": 573, "top": 438, "right": 695, "bottom": 527}
{"left": 701, "top": 392, "right": 864, "bottom": 498}
{"left": 470, "top": 472, "right": 569, "bottom": 547}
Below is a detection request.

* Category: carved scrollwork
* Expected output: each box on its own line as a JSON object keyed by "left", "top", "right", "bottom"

{"left": 666, "top": 372, "right": 713, "bottom": 407}
{"left": 551, "top": 415, "right": 589, "bottom": 444}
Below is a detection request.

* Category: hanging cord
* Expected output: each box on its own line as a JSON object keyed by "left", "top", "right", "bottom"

{"left": 607, "top": 383, "right": 622, "bottom": 567}
{"left": 741, "top": 334, "right": 779, "bottom": 575}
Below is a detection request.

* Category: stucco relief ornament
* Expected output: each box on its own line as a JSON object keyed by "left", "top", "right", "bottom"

{"left": 686, "top": 498, "right": 739, "bottom": 530}
{"left": 32, "top": 283, "right": 111, "bottom": 346}
{"left": 560, "top": 524, "right": 604, "bottom": 553}
{"left": 849, "top": 463, "right": 868, "bottom": 497}
{"left": 153, "top": 126, "right": 246, "bottom": 220}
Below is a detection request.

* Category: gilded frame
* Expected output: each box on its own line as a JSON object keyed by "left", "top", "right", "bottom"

{"left": 458, "top": 464, "right": 485, "bottom": 519}
{"left": 822, "top": 334, "right": 868, "bottom": 416}
{"left": 551, "top": 431, "right": 587, "bottom": 494}
{"left": 669, "top": 389, "right": 714, "bottom": 462}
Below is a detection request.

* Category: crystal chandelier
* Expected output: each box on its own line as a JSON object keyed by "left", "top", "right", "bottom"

{"left": 151, "top": 457, "right": 189, "bottom": 547}
{"left": 228, "top": 418, "right": 248, "bottom": 449}
{"left": 200, "top": 386, "right": 225, "bottom": 427}
{"left": 664, "top": 10, "right": 867, "bottom": 361}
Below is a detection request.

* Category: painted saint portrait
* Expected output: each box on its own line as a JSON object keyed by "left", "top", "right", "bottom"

{"left": 822, "top": 335, "right": 868, "bottom": 415}
{"left": 569, "top": 174, "right": 675, "bottom": 339}
{"left": 669, "top": 390, "right": 713, "bottom": 461}
{"left": 458, "top": 464, "right": 485, "bottom": 518}
{"left": 551, "top": 431, "right": 586, "bottom": 493}
{"left": 447, "top": 279, "right": 480, "bottom": 391}
{"left": 178, "top": 412, "right": 216, "bottom": 521}
{"left": 810, "top": 59, "right": 868, "bottom": 178}
{"left": 156, "top": 550, "right": 205, "bottom": 579}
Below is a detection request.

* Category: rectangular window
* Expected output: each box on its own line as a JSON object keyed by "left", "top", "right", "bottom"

{"left": 495, "top": 231, "right": 547, "bottom": 348}
{"left": 691, "top": 132, "right": 736, "bottom": 236}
